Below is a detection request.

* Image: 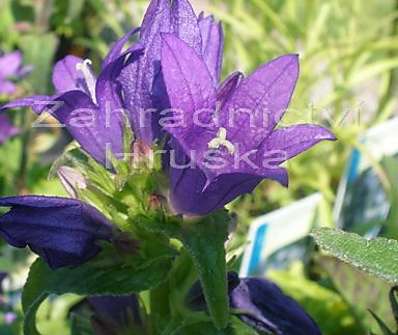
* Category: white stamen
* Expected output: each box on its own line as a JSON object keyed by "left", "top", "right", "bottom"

{"left": 76, "top": 59, "right": 97, "bottom": 104}
{"left": 208, "top": 127, "right": 236, "bottom": 155}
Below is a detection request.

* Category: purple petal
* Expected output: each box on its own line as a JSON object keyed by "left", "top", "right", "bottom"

{"left": 140, "top": 0, "right": 172, "bottom": 41}
{"left": 16, "top": 64, "right": 34, "bottom": 78}
{"left": 0, "top": 51, "right": 22, "bottom": 78}
{"left": 220, "top": 54, "right": 299, "bottom": 151}
{"left": 170, "top": 167, "right": 287, "bottom": 216}
{"left": 217, "top": 71, "right": 243, "bottom": 106}
{"left": 0, "top": 114, "right": 20, "bottom": 144}
{"left": 95, "top": 60, "right": 127, "bottom": 161}
{"left": 161, "top": 34, "right": 217, "bottom": 169}
{"left": 229, "top": 273, "right": 321, "bottom": 335}
{"left": 119, "top": 0, "right": 203, "bottom": 143}
{"left": 198, "top": 14, "right": 224, "bottom": 83}
{"left": 187, "top": 272, "right": 321, "bottom": 334}
{"left": 119, "top": 0, "right": 172, "bottom": 143}
{"left": 52, "top": 55, "right": 88, "bottom": 94}
{"left": 171, "top": 0, "right": 202, "bottom": 55}
{"left": 168, "top": 140, "right": 287, "bottom": 216}
{"left": 161, "top": 35, "right": 291, "bottom": 189}
{"left": 50, "top": 90, "right": 109, "bottom": 165}
{"left": 57, "top": 166, "right": 87, "bottom": 198}
{"left": 87, "top": 295, "right": 141, "bottom": 328}
{"left": 0, "top": 196, "right": 113, "bottom": 269}
{"left": 161, "top": 33, "right": 216, "bottom": 117}
{"left": 261, "top": 124, "right": 336, "bottom": 165}
{"left": 95, "top": 47, "right": 144, "bottom": 162}
{"left": 102, "top": 28, "right": 140, "bottom": 69}
{"left": 0, "top": 80, "right": 16, "bottom": 95}
{"left": 170, "top": 166, "right": 262, "bottom": 216}
{"left": 1, "top": 95, "right": 56, "bottom": 114}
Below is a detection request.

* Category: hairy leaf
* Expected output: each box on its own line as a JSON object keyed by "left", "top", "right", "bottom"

{"left": 312, "top": 228, "right": 398, "bottom": 284}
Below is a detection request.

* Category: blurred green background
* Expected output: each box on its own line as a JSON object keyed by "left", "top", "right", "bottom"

{"left": 1, "top": 0, "right": 398, "bottom": 334}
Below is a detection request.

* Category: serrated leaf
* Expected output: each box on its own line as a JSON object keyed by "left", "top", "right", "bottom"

{"left": 312, "top": 228, "right": 398, "bottom": 284}
{"left": 22, "top": 254, "right": 173, "bottom": 335}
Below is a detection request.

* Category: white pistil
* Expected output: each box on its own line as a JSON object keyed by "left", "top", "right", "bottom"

{"left": 76, "top": 59, "right": 97, "bottom": 104}
{"left": 208, "top": 127, "right": 236, "bottom": 155}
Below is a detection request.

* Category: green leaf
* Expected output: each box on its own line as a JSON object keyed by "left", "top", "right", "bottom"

{"left": 229, "top": 317, "right": 259, "bottom": 335}
{"left": 171, "top": 321, "right": 226, "bottom": 335}
{"left": 312, "top": 228, "right": 398, "bottom": 284}
{"left": 136, "top": 211, "right": 230, "bottom": 330}
{"left": 22, "top": 254, "right": 173, "bottom": 335}
{"left": 170, "top": 317, "right": 258, "bottom": 335}
{"left": 179, "top": 212, "right": 230, "bottom": 330}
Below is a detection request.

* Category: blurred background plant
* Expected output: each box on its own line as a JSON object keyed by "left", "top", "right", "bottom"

{"left": 1, "top": 0, "right": 398, "bottom": 334}
{"left": 210, "top": 0, "right": 398, "bottom": 220}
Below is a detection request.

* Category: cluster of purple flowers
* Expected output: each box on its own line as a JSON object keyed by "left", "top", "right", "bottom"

{"left": 0, "top": 0, "right": 334, "bottom": 333}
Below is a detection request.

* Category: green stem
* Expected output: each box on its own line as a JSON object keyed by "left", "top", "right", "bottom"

{"left": 16, "top": 112, "right": 33, "bottom": 193}
{"left": 35, "top": 0, "right": 53, "bottom": 32}
{"left": 149, "top": 280, "right": 171, "bottom": 335}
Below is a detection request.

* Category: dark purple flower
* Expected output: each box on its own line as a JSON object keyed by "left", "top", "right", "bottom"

{"left": 1, "top": 34, "right": 143, "bottom": 165}
{"left": 70, "top": 294, "right": 142, "bottom": 335}
{"left": 160, "top": 34, "right": 336, "bottom": 215}
{"left": 187, "top": 272, "right": 321, "bottom": 335}
{"left": 0, "top": 114, "right": 19, "bottom": 144}
{"left": 229, "top": 273, "right": 321, "bottom": 335}
{"left": 88, "top": 295, "right": 141, "bottom": 334}
{"left": 0, "top": 196, "right": 113, "bottom": 269}
{"left": 119, "top": 0, "right": 223, "bottom": 143}
{"left": 0, "top": 51, "right": 29, "bottom": 95}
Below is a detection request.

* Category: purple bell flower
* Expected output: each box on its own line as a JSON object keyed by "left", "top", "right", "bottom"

{"left": 228, "top": 273, "right": 321, "bottom": 335}
{"left": 187, "top": 272, "right": 321, "bottom": 335}
{"left": 160, "top": 34, "right": 336, "bottom": 215}
{"left": 0, "top": 114, "right": 19, "bottom": 144}
{"left": 2, "top": 0, "right": 223, "bottom": 166}
{"left": 87, "top": 295, "right": 141, "bottom": 335}
{"left": 119, "top": 0, "right": 224, "bottom": 143}
{"left": 0, "top": 51, "right": 29, "bottom": 95}
{"left": 1, "top": 36, "right": 143, "bottom": 166}
{"left": 0, "top": 196, "right": 113, "bottom": 269}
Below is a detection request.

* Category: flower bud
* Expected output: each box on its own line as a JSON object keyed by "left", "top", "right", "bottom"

{"left": 57, "top": 166, "right": 87, "bottom": 198}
